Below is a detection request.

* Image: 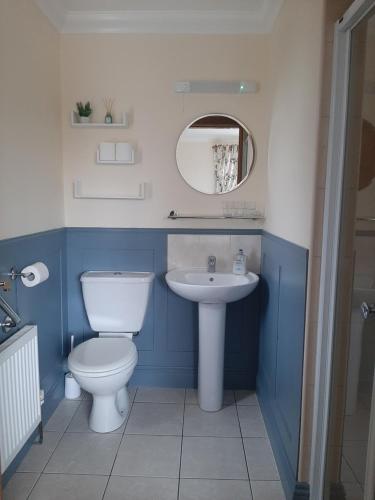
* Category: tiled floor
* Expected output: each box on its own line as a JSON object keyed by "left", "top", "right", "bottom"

{"left": 340, "top": 387, "right": 371, "bottom": 500}
{"left": 5, "top": 388, "right": 285, "bottom": 500}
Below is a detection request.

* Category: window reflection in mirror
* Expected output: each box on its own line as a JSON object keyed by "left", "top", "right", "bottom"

{"left": 176, "top": 114, "right": 255, "bottom": 195}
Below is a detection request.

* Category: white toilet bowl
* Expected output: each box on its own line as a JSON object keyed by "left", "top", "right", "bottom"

{"left": 68, "top": 337, "right": 137, "bottom": 433}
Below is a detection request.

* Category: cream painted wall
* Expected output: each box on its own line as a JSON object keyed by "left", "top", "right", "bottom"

{"left": 0, "top": 0, "right": 64, "bottom": 240}
{"left": 60, "top": 35, "right": 270, "bottom": 228}
{"left": 265, "top": 0, "right": 325, "bottom": 249}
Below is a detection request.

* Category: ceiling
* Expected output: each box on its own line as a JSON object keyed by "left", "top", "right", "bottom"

{"left": 35, "top": 0, "right": 284, "bottom": 34}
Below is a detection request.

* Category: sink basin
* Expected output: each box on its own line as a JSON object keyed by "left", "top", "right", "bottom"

{"left": 165, "top": 269, "right": 259, "bottom": 304}
{"left": 166, "top": 268, "right": 259, "bottom": 412}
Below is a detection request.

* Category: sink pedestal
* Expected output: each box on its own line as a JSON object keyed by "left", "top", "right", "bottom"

{"left": 198, "top": 302, "right": 226, "bottom": 412}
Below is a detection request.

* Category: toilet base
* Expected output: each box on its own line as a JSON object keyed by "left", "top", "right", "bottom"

{"left": 89, "top": 388, "right": 130, "bottom": 433}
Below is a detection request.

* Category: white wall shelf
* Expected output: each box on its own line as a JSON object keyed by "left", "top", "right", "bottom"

{"left": 71, "top": 111, "right": 128, "bottom": 128}
{"left": 73, "top": 180, "right": 145, "bottom": 200}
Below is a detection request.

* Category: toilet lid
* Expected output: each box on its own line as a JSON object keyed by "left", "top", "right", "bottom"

{"left": 69, "top": 337, "right": 137, "bottom": 374}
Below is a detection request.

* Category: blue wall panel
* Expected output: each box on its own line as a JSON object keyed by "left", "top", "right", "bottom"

{"left": 0, "top": 229, "right": 66, "bottom": 397}
{"left": 66, "top": 228, "right": 260, "bottom": 389}
{"left": 0, "top": 229, "right": 66, "bottom": 483}
{"left": 257, "top": 232, "right": 308, "bottom": 500}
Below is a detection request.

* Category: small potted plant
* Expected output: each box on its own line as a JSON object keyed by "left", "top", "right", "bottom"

{"left": 76, "top": 101, "right": 93, "bottom": 123}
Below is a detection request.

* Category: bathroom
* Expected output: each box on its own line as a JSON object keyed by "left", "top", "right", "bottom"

{"left": 0, "top": 1, "right": 374, "bottom": 499}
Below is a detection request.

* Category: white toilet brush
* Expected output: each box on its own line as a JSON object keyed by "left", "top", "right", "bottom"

{"left": 65, "top": 335, "right": 81, "bottom": 399}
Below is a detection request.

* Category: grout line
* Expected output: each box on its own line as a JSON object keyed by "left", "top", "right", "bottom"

{"left": 20, "top": 472, "right": 41, "bottom": 500}
{"left": 341, "top": 452, "right": 364, "bottom": 490}
{"left": 176, "top": 388, "right": 187, "bottom": 500}
{"left": 234, "top": 393, "right": 254, "bottom": 499}
{"left": 101, "top": 386, "right": 139, "bottom": 500}
{"left": 28, "top": 398, "right": 83, "bottom": 482}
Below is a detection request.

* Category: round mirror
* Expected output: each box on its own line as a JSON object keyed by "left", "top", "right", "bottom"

{"left": 176, "top": 114, "right": 255, "bottom": 195}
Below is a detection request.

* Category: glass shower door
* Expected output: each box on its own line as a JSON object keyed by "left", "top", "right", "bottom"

{"left": 324, "top": 7, "right": 375, "bottom": 500}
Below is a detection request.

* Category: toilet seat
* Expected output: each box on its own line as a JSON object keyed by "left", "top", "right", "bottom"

{"left": 69, "top": 337, "right": 137, "bottom": 376}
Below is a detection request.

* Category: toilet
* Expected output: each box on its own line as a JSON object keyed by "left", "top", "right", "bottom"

{"left": 68, "top": 271, "right": 155, "bottom": 433}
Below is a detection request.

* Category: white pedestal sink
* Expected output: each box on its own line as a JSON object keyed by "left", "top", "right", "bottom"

{"left": 165, "top": 269, "right": 259, "bottom": 411}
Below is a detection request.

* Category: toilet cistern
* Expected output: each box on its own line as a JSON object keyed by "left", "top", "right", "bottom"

{"left": 207, "top": 255, "right": 216, "bottom": 273}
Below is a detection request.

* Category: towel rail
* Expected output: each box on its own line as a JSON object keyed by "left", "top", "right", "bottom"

{"left": 357, "top": 217, "right": 375, "bottom": 222}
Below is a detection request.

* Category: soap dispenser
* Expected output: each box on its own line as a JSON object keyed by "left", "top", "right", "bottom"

{"left": 233, "top": 249, "right": 247, "bottom": 275}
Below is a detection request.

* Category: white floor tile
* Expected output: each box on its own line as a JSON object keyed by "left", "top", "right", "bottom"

{"left": 185, "top": 389, "right": 234, "bottom": 406}
{"left": 66, "top": 400, "right": 126, "bottom": 433}
{"left": 8, "top": 388, "right": 283, "bottom": 500}
{"left": 45, "top": 432, "right": 121, "bottom": 475}
{"left": 179, "top": 479, "right": 252, "bottom": 500}
{"left": 112, "top": 435, "right": 181, "bottom": 478}
{"left": 235, "top": 391, "right": 259, "bottom": 406}
{"left": 343, "top": 408, "right": 370, "bottom": 441}
{"left": 17, "top": 432, "right": 62, "bottom": 473}
{"left": 181, "top": 437, "right": 248, "bottom": 480}
{"left": 125, "top": 403, "right": 183, "bottom": 435}
{"left": 237, "top": 406, "right": 267, "bottom": 438}
{"left": 28, "top": 474, "right": 108, "bottom": 500}
{"left": 135, "top": 387, "right": 185, "bottom": 404}
{"left": 343, "top": 482, "right": 364, "bottom": 500}
{"left": 45, "top": 400, "right": 80, "bottom": 433}
{"left": 104, "top": 476, "right": 178, "bottom": 500}
{"left": 4, "top": 472, "right": 39, "bottom": 500}
{"left": 340, "top": 456, "right": 357, "bottom": 483}
{"left": 244, "top": 439, "right": 279, "bottom": 480}
{"left": 184, "top": 404, "right": 241, "bottom": 437}
{"left": 251, "top": 480, "right": 285, "bottom": 500}
{"left": 343, "top": 441, "right": 368, "bottom": 485}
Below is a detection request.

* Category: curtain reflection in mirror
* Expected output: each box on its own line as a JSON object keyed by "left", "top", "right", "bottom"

{"left": 213, "top": 144, "right": 239, "bottom": 193}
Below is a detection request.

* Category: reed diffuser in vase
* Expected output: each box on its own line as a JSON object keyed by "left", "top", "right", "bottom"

{"left": 103, "top": 97, "right": 114, "bottom": 124}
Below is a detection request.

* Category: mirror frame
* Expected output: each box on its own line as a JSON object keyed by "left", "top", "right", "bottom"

{"left": 176, "top": 113, "right": 256, "bottom": 195}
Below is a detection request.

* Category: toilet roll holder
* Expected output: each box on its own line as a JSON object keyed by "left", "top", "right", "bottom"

{"left": 2, "top": 267, "right": 35, "bottom": 281}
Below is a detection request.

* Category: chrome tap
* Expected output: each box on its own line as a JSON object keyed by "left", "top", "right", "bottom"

{"left": 207, "top": 255, "right": 216, "bottom": 273}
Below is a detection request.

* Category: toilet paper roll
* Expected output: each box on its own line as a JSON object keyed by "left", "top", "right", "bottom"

{"left": 21, "top": 262, "right": 49, "bottom": 287}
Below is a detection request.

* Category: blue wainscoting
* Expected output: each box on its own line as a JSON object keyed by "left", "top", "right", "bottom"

{"left": 257, "top": 232, "right": 308, "bottom": 500}
{"left": 1, "top": 225, "right": 308, "bottom": 492}
{"left": 0, "top": 229, "right": 66, "bottom": 482}
{"left": 66, "top": 228, "right": 261, "bottom": 389}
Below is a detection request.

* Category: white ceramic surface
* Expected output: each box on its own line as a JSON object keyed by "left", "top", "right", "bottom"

{"left": 165, "top": 269, "right": 259, "bottom": 411}
{"left": 68, "top": 271, "right": 154, "bottom": 432}
{"left": 165, "top": 269, "right": 258, "bottom": 304}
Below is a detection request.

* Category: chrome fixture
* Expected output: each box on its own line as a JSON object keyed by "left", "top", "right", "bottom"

{"left": 357, "top": 217, "right": 375, "bottom": 222}
{"left": 168, "top": 210, "right": 265, "bottom": 221}
{"left": 361, "top": 301, "right": 375, "bottom": 320}
{"left": 0, "top": 295, "right": 21, "bottom": 332}
{"left": 208, "top": 256, "right": 216, "bottom": 273}
{"left": 1, "top": 267, "right": 34, "bottom": 281}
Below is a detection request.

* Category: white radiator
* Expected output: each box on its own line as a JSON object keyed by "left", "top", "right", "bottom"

{"left": 0, "top": 325, "right": 41, "bottom": 472}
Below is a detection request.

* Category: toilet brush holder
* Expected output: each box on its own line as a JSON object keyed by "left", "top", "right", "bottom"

{"left": 65, "top": 372, "right": 81, "bottom": 399}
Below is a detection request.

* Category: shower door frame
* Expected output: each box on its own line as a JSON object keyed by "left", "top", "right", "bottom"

{"left": 310, "top": 0, "right": 375, "bottom": 498}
